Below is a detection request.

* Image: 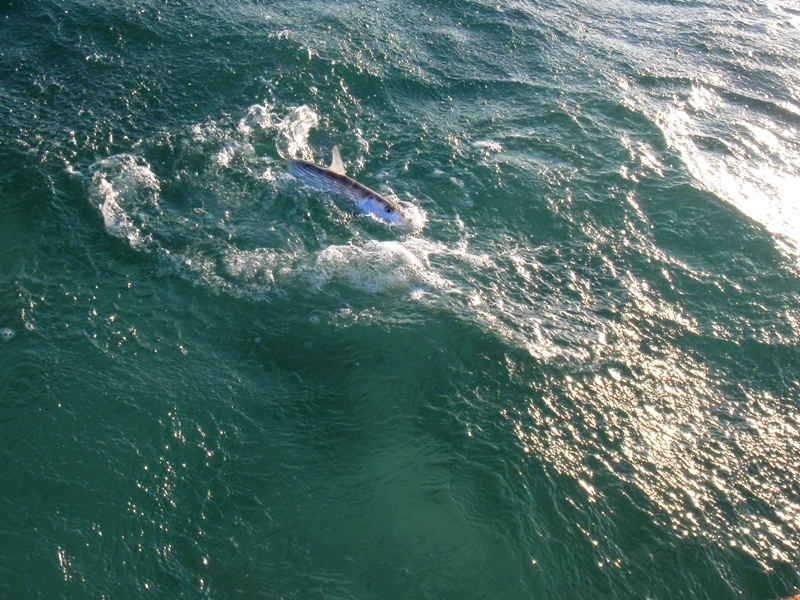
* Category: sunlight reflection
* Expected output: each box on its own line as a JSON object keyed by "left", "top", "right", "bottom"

{"left": 657, "top": 88, "right": 800, "bottom": 261}
{"left": 510, "top": 305, "right": 800, "bottom": 570}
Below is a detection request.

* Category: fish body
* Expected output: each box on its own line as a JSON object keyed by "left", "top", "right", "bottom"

{"left": 287, "top": 146, "right": 408, "bottom": 226}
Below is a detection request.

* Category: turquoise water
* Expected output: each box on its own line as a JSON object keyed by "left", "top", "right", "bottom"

{"left": 2, "top": 0, "right": 800, "bottom": 597}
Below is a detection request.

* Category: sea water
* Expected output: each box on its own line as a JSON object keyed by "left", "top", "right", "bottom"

{"left": 1, "top": 0, "right": 799, "bottom": 597}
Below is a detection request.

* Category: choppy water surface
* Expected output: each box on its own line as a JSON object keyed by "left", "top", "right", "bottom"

{"left": 2, "top": 0, "right": 799, "bottom": 597}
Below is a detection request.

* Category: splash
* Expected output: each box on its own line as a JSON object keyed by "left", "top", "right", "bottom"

{"left": 90, "top": 154, "right": 162, "bottom": 250}
{"left": 309, "top": 239, "right": 451, "bottom": 294}
{"left": 277, "top": 105, "right": 321, "bottom": 161}
{"left": 87, "top": 102, "right": 441, "bottom": 305}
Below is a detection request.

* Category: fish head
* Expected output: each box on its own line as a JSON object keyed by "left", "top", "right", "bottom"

{"left": 362, "top": 195, "right": 409, "bottom": 226}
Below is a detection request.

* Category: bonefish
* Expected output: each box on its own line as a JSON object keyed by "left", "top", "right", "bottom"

{"left": 287, "top": 146, "right": 408, "bottom": 226}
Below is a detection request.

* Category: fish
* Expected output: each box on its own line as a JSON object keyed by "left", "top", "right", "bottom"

{"left": 287, "top": 146, "right": 409, "bottom": 226}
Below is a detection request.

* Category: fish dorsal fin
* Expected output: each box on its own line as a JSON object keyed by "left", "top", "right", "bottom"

{"left": 329, "top": 146, "right": 346, "bottom": 175}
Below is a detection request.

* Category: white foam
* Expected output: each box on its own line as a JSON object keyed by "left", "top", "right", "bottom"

{"left": 310, "top": 238, "right": 451, "bottom": 294}
{"left": 238, "top": 101, "right": 276, "bottom": 135}
{"left": 397, "top": 198, "right": 427, "bottom": 231}
{"left": 472, "top": 140, "right": 503, "bottom": 153}
{"left": 212, "top": 143, "right": 237, "bottom": 168}
{"left": 90, "top": 154, "right": 161, "bottom": 249}
{"left": 190, "top": 121, "right": 222, "bottom": 144}
{"left": 277, "top": 105, "right": 320, "bottom": 160}
{"left": 223, "top": 247, "right": 292, "bottom": 285}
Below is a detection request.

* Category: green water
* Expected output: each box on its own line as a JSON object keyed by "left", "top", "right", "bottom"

{"left": 2, "top": 0, "right": 800, "bottom": 598}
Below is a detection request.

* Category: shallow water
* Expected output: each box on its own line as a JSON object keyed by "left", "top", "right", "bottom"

{"left": 2, "top": 0, "right": 799, "bottom": 597}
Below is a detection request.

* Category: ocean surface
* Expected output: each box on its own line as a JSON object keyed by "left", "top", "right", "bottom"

{"left": 2, "top": 0, "right": 799, "bottom": 597}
